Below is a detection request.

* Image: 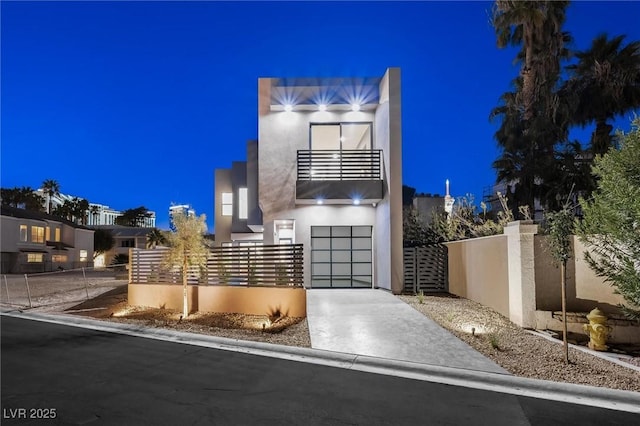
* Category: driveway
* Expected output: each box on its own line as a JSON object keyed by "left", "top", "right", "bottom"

{"left": 306, "top": 289, "right": 508, "bottom": 374}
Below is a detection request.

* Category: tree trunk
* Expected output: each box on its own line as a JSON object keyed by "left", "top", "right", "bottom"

{"left": 183, "top": 251, "right": 188, "bottom": 319}
{"left": 592, "top": 118, "right": 614, "bottom": 156}
{"left": 561, "top": 261, "right": 569, "bottom": 364}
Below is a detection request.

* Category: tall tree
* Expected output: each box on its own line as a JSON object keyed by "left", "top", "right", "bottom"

{"left": 90, "top": 205, "right": 100, "bottom": 225}
{"left": 163, "top": 211, "right": 208, "bottom": 318}
{"left": 1, "top": 187, "right": 45, "bottom": 211}
{"left": 491, "top": 1, "right": 571, "bottom": 217}
{"left": 577, "top": 119, "right": 640, "bottom": 321}
{"left": 93, "top": 228, "right": 115, "bottom": 260}
{"left": 116, "top": 206, "right": 152, "bottom": 227}
{"left": 563, "top": 34, "right": 640, "bottom": 156}
{"left": 41, "top": 179, "right": 60, "bottom": 214}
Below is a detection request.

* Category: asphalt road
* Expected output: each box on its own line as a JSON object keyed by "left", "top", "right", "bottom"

{"left": 1, "top": 316, "right": 637, "bottom": 425}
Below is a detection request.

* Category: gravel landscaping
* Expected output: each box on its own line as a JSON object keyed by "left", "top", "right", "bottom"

{"left": 399, "top": 294, "right": 640, "bottom": 393}
{"left": 35, "top": 285, "right": 640, "bottom": 393}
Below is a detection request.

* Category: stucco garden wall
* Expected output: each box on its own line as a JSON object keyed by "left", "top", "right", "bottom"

{"left": 128, "top": 284, "right": 307, "bottom": 317}
{"left": 445, "top": 222, "right": 639, "bottom": 343}
{"left": 445, "top": 234, "right": 510, "bottom": 319}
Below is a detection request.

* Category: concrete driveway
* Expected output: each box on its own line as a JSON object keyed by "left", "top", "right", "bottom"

{"left": 306, "top": 289, "right": 508, "bottom": 374}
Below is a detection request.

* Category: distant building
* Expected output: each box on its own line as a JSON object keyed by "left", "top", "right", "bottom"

{"left": 34, "top": 189, "right": 156, "bottom": 227}
{"left": 412, "top": 193, "right": 445, "bottom": 226}
{"left": 169, "top": 204, "right": 195, "bottom": 230}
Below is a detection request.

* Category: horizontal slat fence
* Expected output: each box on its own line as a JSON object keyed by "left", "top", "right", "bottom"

{"left": 297, "top": 150, "right": 382, "bottom": 180}
{"left": 130, "top": 244, "right": 304, "bottom": 287}
{"left": 403, "top": 245, "right": 448, "bottom": 293}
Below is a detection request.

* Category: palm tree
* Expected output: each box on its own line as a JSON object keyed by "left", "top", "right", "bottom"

{"left": 90, "top": 205, "right": 100, "bottom": 225}
{"left": 563, "top": 34, "right": 640, "bottom": 156}
{"left": 492, "top": 1, "right": 570, "bottom": 121}
{"left": 163, "top": 212, "right": 208, "bottom": 318}
{"left": 41, "top": 179, "right": 60, "bottom": 214}
{"left": 491, "top": 1, "right": 571, "bottom": 216}
{"left": 146, "top": 228, "right": 167, "bottom": 249}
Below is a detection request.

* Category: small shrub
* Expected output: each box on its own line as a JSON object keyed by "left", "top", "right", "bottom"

{"left": 417, "top": 290, "right": 425, "bottom": 304}
{"left": 487, "top": 332, "right": 502, "bottom": 351}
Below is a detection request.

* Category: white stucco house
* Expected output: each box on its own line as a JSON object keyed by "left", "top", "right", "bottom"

{"left": 214, "top": 68, "right": 403, "bottom": 293}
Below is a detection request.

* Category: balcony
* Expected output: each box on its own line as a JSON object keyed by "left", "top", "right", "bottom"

{"left": 296, "top": 150, "right": 384, "bottom": 204}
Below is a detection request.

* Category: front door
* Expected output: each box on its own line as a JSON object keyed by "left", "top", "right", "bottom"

{"left": 310, "top": 226, "right": 372, "bottom": 288}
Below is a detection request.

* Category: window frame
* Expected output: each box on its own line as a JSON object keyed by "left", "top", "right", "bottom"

{"left": 221, "top": 192, "right": 233, "bottom": 217}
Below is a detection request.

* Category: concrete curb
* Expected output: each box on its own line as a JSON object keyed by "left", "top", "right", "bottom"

{"left": 3, "top": 309, "right": 640, "bottom": 413}
{"left": 526, "top": 329, "right": 640, "bottom": 373}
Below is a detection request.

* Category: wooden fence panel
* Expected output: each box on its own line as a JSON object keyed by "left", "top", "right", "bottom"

{"left": 403, "top": 245, "right": 448, "bottom": 293}
{"left": 130, "top": 244, "right": 304, "bottom": 287}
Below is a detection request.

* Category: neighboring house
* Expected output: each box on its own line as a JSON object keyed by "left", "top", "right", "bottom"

{"left": 214, "top": 68, "right": 403, "bottom": 293}
{"left": 91, "top": 225, "right": 155, "bottom": 267}
{"left": 0, "top": 206, "right": 94, "bottom": 273}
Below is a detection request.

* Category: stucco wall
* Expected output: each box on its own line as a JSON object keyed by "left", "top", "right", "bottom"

{"left": 128, "top": 284, "right": 307, "bottom": 317}
{"left": 445, "top": 235, "right": 510, "bottom": 319}
{"left": 534, "top": 235, "right": 626, "bottom": 315}
{"left": 258, "top": 100, "right": 375, "bottom": 221}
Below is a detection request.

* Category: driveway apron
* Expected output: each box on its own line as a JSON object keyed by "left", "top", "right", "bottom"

{"left": 306, "top": 289, "right": 508, "bottom": 374}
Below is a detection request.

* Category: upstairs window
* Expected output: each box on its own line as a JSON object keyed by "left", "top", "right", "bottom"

{"left": 54, "top": 228, "right": 61, "bottom": 242}
{"left": 31, "top": 226, "right": 45, "bottom": 244}
{"left": 222, "top": 192, "right": 233, "bottom": 216}
{"left": 19, "top": 225, "right": 28, "bottom": 242}
{"left": 239, "top": 188, "right": 248, "bottom": 220}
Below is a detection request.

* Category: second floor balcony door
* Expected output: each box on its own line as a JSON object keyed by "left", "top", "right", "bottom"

{"left": 309, "top": 123, "right": 374, "bottom": 180}
{"left": 310, "top": 123, "right": 372, "bottom": 151}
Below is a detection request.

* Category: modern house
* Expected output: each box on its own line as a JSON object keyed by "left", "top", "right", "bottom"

{"left": 0, "top": 206, "right": 94, "bottom": 273}
{"left": 214, "top": 68, "right": 403, "bottom": 293}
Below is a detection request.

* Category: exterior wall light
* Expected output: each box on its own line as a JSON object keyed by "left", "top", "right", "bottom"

{"left": 353, "top": 199, "right": 361, "bottom": 205}
{"left": 351, "top": 103, "right": 361, "bottom": 111}
{"left": 284, "top": 104, "right": 293, "bottom": 112}
{"left": 316, "top": 199, "right": 324, "bottom": 205}
{"left": 318, "top": 104, "right": 327, "bottom": 111}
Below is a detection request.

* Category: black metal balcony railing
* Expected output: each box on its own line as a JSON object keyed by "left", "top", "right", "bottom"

{"left": 297, "top": 150, "right": 382, "bottom": 181}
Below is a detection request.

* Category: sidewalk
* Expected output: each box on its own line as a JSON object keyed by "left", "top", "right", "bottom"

{"left": 306, "top": 289, "right": 507, "bottom": 374}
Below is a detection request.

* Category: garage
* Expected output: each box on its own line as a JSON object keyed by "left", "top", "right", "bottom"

{"left": 310, "top": 226, "right": 372, "bottom": 288}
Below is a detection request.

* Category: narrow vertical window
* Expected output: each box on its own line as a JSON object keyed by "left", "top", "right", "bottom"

{"left": 239, "top": 188, "right": 248, "bottom": 220}
{"left": 222, "top": 192, "right": 233, "bottom": 216}
{"left": 54, "top": 228, "right": 61, "bottom": 242}
{"left": 19, "top": 225, "right": 28, "bottom": 242}
{"left": 46, "top": 227, "right": 51, "bottom": 241}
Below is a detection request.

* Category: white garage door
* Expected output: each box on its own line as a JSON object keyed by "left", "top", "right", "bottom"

{"left": 310, "top": 226, "right": 372, "bottom": 288}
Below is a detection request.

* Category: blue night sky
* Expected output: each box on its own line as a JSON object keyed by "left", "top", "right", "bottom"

{"left": 2, "top": 1, "right": 640, "bottom": 231}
